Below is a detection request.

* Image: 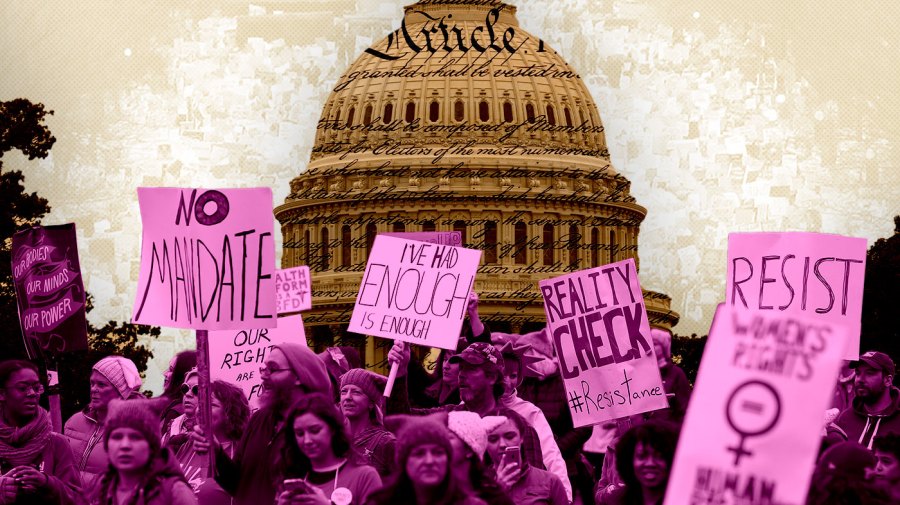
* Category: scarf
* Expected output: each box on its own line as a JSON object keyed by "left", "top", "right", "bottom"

{"left": 0, "top": 407, "right": 52, "bottom": 466}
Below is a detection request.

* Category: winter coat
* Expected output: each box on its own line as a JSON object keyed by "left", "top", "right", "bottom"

{"left": 64, "top": 410, "right": 107, "bottom": 487}
{"left": 836, "top": 386, "right": 900, "bottom": 449}
{"left": 0, "top": 432, "right": 83, "bottom": 505}
{"left": 213, "top": 406, "right": 287, "bottom": 505}
{"left": 90, "top": 448, "right": 195, "bottom": 505}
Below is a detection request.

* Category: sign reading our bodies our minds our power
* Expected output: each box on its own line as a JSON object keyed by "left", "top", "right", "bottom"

{"left": 665, "top": 304, "right": 848, "bottom": 505}
{"left": 349, "top": 234, "right": 480, "bottom": 350}
{"left": 132, "top": 187, "right": 277, "bottom": 330}
{"left": 539, "top": 258, "right": 666, "bottom": 428}
{"left": 726, "top": 232, "right": 866, "bottom": 359}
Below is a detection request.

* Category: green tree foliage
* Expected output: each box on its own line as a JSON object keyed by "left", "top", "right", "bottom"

{"left": 671, "top": 333, "right": 707, "bottom": 385}
{"left": 860, "top": 216, "right": 900, "bottom": 359}
{"left": 1, "top": 98, "right": 156, "bottom": 420}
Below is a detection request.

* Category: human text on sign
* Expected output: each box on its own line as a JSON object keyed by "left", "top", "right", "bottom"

{"left": 540, "top": 258, "right": 666, "bottom": 427}
{"left": 132, "top": 187, "right": 276, "bottom": 330}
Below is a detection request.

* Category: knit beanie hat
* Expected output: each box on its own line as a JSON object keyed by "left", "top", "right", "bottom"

{"left": 339, "top": 368, "right": 386, "bottom": 406}
{"left": 93, "top": 356, "right": 142, "bottom": 399}
{"left": 816, "top": 441, "right": 875, "bottom": 480}
{"left": 273, "top": 343, "right": 332, "bottom": 398}
{"left": 650, "top": 328, "right": 672, "bottom": 358}
{"left": 395, "top": 416, "right": 454, "bottom": 468}
{"left": 103, "top": 399, "right": 161, "bottom": 456}
{"left": 446, "top": 411, "right": 507, "bottom": 460}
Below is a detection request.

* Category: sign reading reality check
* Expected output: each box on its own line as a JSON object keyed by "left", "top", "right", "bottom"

{"left": 349, "top": 234, "right": 480, "bottom": 351}
{"left": 726, "top": 232, "right": 866, "bottom": 359}
{"left": 665, "top": 304, "right": 848, "bottom": 505}
{"left": 539, "top": 258, "right": 666, "bottom": 428}
{"left": 132, "top": 187, "right": 277, "bottom": 330}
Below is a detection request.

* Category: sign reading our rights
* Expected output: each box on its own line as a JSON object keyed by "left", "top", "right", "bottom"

{"left": 132, "top": 187, "right": 276, "bottom": 330}
{"left": 665, "top": 304, "right": 848, "bottom": 505}
{"left": 208, "top": 314, "right": 305, "bottom": 411}
{"left": 726, "top": 232, "right": 866, "bottom": 359}
{"left": 539, "top": 258, "right": 667, "bottom": 428}
{"left": 349, "top": 235, "right": 480, "bottom": 350}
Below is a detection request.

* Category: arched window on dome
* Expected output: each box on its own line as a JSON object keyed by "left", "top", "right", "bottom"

{"left": 405, "top": 102, "right": 416, "bottom": 123}
{"left": 383, "top": 103, "right": 393, "bottom": 123}
{"left": 454, "top": 100, "right": 465, "bottom": 122}
{"left": 502, "top": 101, "right": 514, "bottom": 123}
{"left": 366, "top": 223, "right": 377, "bottom": 257}
{"left": 568, "top": 224, "right": 579, "bottom": 269}
{"left": 479, "top": 101, "right": 490, "bottom": 122}
{"left": 320, "top": 227, "right": 330, "bottom": 271}
{"left": 304, "top": 230, "right": 311, "bottom": 265}
{"left": 484, "top": 221, "right": 497, "bottom": 263}
{"left": 347, "top": 107, "right": 355, "bottom": 126}
{"left": 363, "top": 104, "right": 373, "bottom": 125}
{"left": 341, "top": 225, "right": 351, "bottom": 268}
{"left": 591, "top": 227, "right": 599, "bottom": 266}
{"left": 546, "top": 104, "right": 557, "bottom": 126}
{"left": 609, "top": 230, "right": 617, "bottom": 263}
{"left": 525, "top": 103, "right": 536, "bottom": 123}
{"left": 564, "top": 107, "right": 573, "bottom": 127}
{"left": 422, "top": 220, "right": 436, "bottom": 232}
{"left": 454, "top": 220, "right": 467, "bottom": 247}
{"left": 514, "top": 221, "right": 527, "bottom": 264}
{"left": 392, "top": 221, "right": 405, "bottom": 233}
{"left": 429, "top": 101, "right": 440, "bottom": 122}
{"left": 543, "top": 224, "right": 554, "bottom": 266}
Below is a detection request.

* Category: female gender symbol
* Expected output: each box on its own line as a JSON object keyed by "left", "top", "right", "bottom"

{"left": 725, "top": 379, "right": 782, "bottom": 466}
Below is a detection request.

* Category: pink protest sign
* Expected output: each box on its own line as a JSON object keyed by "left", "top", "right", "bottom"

{"left": 275, "top": 266, "right": 311, "bottom": 314}
{"left": 208, "top": 314, "right": 305, "bottom": 411}
{"left": 726, "top": 232, "right": 866, "bottom": 359}
{"left": 132, "top": 187, "right": 276, "bottom": 330}
{"left": 380, "top": 231, "right": 462, "bottom": 247}
{"left": 12, "top": 224, "right": 88, "bottom": 356}
{"left": 349, "top": 235, "right": 480, "bottom": 350}
{"left": 665, "top": 304, "right": 848, "bottom": 505}
{"left": 539, "top": 258, "right": 667, "bottom": 428}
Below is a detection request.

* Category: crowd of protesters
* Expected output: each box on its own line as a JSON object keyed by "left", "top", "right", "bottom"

{"left": 1, "top": 293, "right": 899, "bottom": 504}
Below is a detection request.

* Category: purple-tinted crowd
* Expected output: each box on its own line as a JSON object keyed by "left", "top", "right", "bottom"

{"left": 1, "top": 293, "right": 899, "bottom": 505}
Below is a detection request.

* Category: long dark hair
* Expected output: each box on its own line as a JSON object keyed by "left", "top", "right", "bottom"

{"left": 211, "top": 380, "right": 249, "bottom": 442}
{"left": 280, "top": 393, "right": 353, "bottom": 479}
{"left": 365, "top": 443, "right": 466, "bottom": 505}
{"left": 614, "top": 421, "right": 678, "bottom": 504}
{"left": 162, "top": 351, "right": 196, "bottom": 401}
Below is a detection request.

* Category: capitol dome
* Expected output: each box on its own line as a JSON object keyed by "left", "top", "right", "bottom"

{"left": 275, "top": 0, "right": 678, "bottom": 363}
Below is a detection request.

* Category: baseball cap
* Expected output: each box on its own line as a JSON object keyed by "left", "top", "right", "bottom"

{"left": 851, "top": 351, "right": 896, "bottom": 377}
{"left": 450, "top": 342, "right": 504, "bottom": 372}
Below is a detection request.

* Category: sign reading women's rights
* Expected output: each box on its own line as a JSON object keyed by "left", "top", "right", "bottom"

{"left": 11, "top": 224, "right": 88, "bottom": 356}
{"left": 539, "top": 258, "right": 666, "bottom": 428}
{"left": 726, "top": 232, "right": 866, "bottom": 359}
{"left": 132, "top": 187, "right": 277, "bottom": 330}
{"left": 275, "top": 266, "right": 311, "bottom": 314}
{"left": 349, "top": 235, "right": 480, "bottom": 350}
{"left": 665, "top": 304, "right": 848, "bottom": 505}
{"left": 208, "top": 314, "right": 305, "bottom": 410}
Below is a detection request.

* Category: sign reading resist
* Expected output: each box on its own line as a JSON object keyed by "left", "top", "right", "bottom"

{"left": 349, "top": 235, "right": 480, "bottom": 350}
{"left": 726, "top": 232, "right": 866, "bottom": 359}
{"left": 208, "top": 314, "right": 305, "bottom": 410}
{"left": 665, "top": 304, "right": 848, "bottom": 505}
{"left": 132, "top": 187, "right": 276, "bottom": 330}
{"left": 539, "top": 258, "right": 666, "bottom": 427}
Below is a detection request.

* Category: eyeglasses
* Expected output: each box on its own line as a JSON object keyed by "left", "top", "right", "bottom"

{"left": 259, "top": 366, "right": 292, "bottom": 376}
{"left": 8, "top": 383, "right": 44, "bottom": 395}
{"left": 180, "top": 384, "right": 199, "bottom": 396}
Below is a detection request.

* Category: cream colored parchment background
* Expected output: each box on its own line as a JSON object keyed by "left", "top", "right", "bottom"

{"left": 2, "top": 1, "right": 897, "bottom": 393}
